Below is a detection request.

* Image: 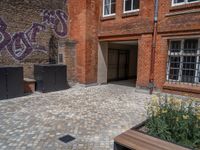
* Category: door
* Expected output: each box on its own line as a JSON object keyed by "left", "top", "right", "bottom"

{"left": 108, "top": 50, "right": 118, "bottom": 81}
{"left": 108, "top": 49, "right": 129, "bottom": 81}
{"left": 118, "top": 51, "right": 129, "bottom": 80}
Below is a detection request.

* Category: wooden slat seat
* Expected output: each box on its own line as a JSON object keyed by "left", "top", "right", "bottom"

{"left": 114, "top": 130, "right": 190, "bottom": 150}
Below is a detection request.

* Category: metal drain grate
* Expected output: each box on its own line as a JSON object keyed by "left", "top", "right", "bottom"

{"left": 59, "top": 135, "right": 75, "bottom": 144}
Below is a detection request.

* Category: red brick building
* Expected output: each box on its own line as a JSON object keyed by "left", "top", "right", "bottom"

{"left": 68, "top": 0, "right": 200, "bottom": 97}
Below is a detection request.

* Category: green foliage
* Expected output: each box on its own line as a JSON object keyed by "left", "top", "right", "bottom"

{"left": 146, "top": 95, "right": 200, "bottom": 149}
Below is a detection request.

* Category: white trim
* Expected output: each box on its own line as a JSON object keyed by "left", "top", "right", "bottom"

{"left": 102, "top": 0, "right": 116, "bottom": 17}
{"left": 196, "top": 39, "right": 200, "bottom": 83}
{"left": 123, "top": 0, "right": 140, "bottom": 14}
{"left": 172, "top": 0, "right": 200, "bottom": 7}
{"left": 123, "top": 9, "right": 139, "bottom": 14}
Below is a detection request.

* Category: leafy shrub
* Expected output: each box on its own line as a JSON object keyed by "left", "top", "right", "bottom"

{"left": 146, "top": 95, "right": 200, "bottom": 149}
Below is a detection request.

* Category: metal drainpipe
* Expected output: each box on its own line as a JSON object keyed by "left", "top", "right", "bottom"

{"left": 149, "top": 0, "right": 159, "bottom": 94}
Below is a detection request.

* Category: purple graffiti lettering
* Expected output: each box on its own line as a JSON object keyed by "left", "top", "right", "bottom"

{"left": 63, "top": 0, "right": 67, "bottom": 5}
{"left": 41, "top": 10, "right": 68, "bottom": 37}
{"left": 26, "top": 23, "right": 46, "bottom": 43}
{"left": 0, "top": 18, "right": 11, "bottom": 51}
{"left": 42, "top": 10, "right": 51, "bottom": 24}
{"left": 26, "top": 23, "right": 47, "bottom": 52}
{"left": 54, "top": 10, "right": 68, "bottom": 37}
{"left": 49, "top": 11, "right": 56, "bottom": 25}
{"left": 0, "top": 8, "right": 67, "bottom": 61}
{"left": 7, "top": 32, "right": 33, "bottom": 61}
{"left": 42, "top": 10, "right": 57, "bottom": 26}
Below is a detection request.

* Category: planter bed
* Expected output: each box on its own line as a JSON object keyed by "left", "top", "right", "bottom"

{"left": 114, "top": 96, "right": 200, "bottom": 150}
{"left": 114, "top": 121, "right": 190, "bottom": 150}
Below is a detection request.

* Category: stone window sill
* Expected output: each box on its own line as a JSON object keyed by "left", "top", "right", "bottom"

{"left": 163, "top": 82, "right": 200, "bottom": 94}
{"left": 166, "top": 9, "right": 200, "bottom": 17}
{"left": 100, "top": 15, "right": 116, "bottom": 21}
{"left": 170, "top": 2, "right": 200, "bottom": 12}
{"left": 122, "top": 11, "right": 139, "bottom": 18}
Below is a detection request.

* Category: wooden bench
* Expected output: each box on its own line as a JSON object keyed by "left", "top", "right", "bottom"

{"left": 114, "top": 130, "right": 190, "bottom": 150}
{"left": 24, "top": 78, "right": 36, "bottom": 93}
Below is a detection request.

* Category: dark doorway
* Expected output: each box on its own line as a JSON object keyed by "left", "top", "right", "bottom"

{"left": 108, "top": 49, "right": 129, "bottom": 82}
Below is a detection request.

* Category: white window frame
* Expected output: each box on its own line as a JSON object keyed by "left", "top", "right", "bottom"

{"left": 172, "top": 0, "right": 200, "bottom": 7}
{"left": 167, "top": 38, "right": 200, "bottom": 84}
{"left": 103, "top": 0, "right": 116, "bottom": 17}
{"left": 196, "top": 39, "right": 200, "bottom": 83}
{"left": 123, "top": 0, "right": 139, "bottom": 13}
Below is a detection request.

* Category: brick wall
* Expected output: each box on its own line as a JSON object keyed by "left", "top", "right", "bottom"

{"left": 99, "top": 0, "right": 154, "bottom": 37}
{"left": 152, "top": 1, "right": 200, "bottom": 96}
{"left": 60, "top": 0, "right": 200, "bottom": 97}
{"left": 158, "top": 0, "right": 200, "bottom": 34}
{"left": 137, "top": 34, "right": 152, "bottom": 88}
{"left": 0, "top": 0, "right": 75, "bottom": 81}
{"left": 68, "top": 0, "right": 100, "bottom": 84}
{"left": 68, "top": 0, "right": 155, "bottom": 85}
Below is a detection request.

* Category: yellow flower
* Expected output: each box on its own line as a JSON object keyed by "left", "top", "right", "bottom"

{"left": 183, "top": 115, "right": 189, "bottom": 120}
{"left": 161, "top": 109, "right": 168, "bottom": 114}
{"left": 197, "top": 114, "right": 200, "bottom": 120}
{"left": 151, "top": 95, "right": 159, "bottom": 106}
{"left": 195, "top": 106, "right": 200, "bottom": 112}
{"left": 173, "top": 99, "right": 182, "bottom": 106}
{"left": 176, "top": 117, "right": 179, "bottom": 122}
{"left": 167, "top": 97, "right": 173, "bottom": 104}
{"left": 191, "top": 98, "right": 200, "bottom": 102}
{"left": 148, "top": 105, "right": 160, "bottom": 117}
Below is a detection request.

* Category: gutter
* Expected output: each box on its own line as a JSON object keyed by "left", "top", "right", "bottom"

{"left": 149, "top": 0, "right": 159, "bottom": 94}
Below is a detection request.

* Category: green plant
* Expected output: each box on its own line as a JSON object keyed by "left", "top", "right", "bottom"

{"left": 146, "top": 95, "right": 200, "bottom": 149}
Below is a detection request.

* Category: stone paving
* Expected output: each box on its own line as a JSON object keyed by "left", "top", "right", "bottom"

{"left": 0, "top": 83, "right": 150, "bottom": 150}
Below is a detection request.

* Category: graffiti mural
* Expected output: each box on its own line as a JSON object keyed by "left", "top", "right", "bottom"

{"left": 0, "top": 9, "right": 68, "bottom": 61}
{"left": 41, "top": 9, "right": 68, "bottom": 37}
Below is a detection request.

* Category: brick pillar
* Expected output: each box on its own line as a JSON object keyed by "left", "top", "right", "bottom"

{"left": 154, "top": 35, "right": 168, "bottom": 89}
{"left": 136, "top": 34, "right": 152, "bottom": 89}
{"left": 58, "top": 39, "right": 77, "bottom": 83}
{"left": 68, "top": 0, "right": 99, "bottom": 84}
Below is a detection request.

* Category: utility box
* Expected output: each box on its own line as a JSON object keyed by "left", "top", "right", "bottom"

{"left": 34, "top": 64, "right": 68, "bottom": 93}
{"left": 0, "top": 66, "right": 24, "bottom": 100}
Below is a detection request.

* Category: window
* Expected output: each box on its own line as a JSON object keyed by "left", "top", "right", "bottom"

{"left": 167, "top": 38, "right": 200, "bottom": 84}
{"left": 58, "top": 53, "right": 64, "bottom": 63}
{"left": 124, "top": 0, "right": 139, "bottom": 13}
{"left": 103, "top": 0, "right": 116, "bottom": 17}
{"left": 172, "top": 0, "right": 200, "bottom": 6}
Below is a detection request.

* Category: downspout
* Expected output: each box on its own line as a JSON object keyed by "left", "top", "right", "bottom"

{"left": 149, "top": 0, "right": 159, "bottom": 94}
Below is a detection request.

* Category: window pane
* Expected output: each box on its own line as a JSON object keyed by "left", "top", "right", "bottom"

{"left": 111, "top": 3, "right": 116, "bottom": 14}
{"left": 182, "top": 56, "right": 196, "bottom": 83}
{"left": 173, "top": 0, "right": 185, "bottom": 3}
{"left": 170, "top": 41, "right": 181, "bottom": 52}
{"left": 104, "top": 0, "right": 115, "bottom": 15}
{"left": 184, "top": 39, "right": 198, "bottom": 53}
{"left": 104, "top": 5, "right": 110, "bottom": 15}
{"left": 169, "top": 56, "right": 180, "bottom": 80}
{"left": 105, "top": 0, "right": 110, "bottom": 5}
{"left": 198, "top": 58, "right": 200, "bottom": 83}
{"left": 125, "top": 0, "right": 132, "bottom": 11}
{"left": 188, "top": 0, "right": 199, "bottom": 2}
{"left": 133, "top": 0, "right": 139, "bottom": 9}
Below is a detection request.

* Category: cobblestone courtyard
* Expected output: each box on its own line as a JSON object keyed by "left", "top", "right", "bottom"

{"left": 0, "top": 83, "right": 150, "bottom": 150}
